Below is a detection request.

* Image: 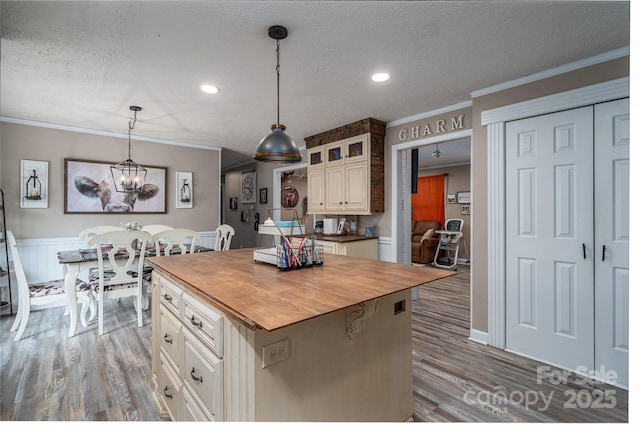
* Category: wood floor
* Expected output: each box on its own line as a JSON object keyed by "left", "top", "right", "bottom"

{"left": 0, "top": 299, "right": 162, "bottom": 421}
{"left": 0, "top": 266, "right": 629, "bottom": 421}
{"left": 411, "top": 264, "right": 628, "bottom": 422}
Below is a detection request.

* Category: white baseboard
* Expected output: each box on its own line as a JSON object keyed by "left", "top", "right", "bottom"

{"left": 468, "top": 328, "right": 488, "bottom": 345}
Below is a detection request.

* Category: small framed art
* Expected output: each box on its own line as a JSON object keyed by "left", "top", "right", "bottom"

{"left": 21, "top": 159, "right": 48, "bottom": 209}
{"left": 457, "top": 191, "right": 471, "bottom": 204}
{"left": 259, "top": 187, "right": 268, "bottom": 204}
{"left": 176, "top": 171, "right": 193, "bottom": 208}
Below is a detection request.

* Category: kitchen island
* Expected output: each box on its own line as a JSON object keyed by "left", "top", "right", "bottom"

{"left": 147, "top": 249, "right": 454, "bottom": 421}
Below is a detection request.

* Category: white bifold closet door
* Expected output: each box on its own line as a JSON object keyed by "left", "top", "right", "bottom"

{"left": 505, "top": 98, "right": 629, "bottom": 387}
{"left": 506, "top": 106, "right": 595, "bottom": 371}
{"left": 594, "top": 99, "right": 629, "bottom": 387}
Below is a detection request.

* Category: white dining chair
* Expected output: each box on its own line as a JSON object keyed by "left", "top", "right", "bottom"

{"left": 152, "top": 228, "right": 201, "bottom": 256}
{"left": 140, "top": 224, "right": 174, "bottom": 236}
{"left": 88, "top": 230, "right": 151, "bottom": 335}
{"left": 6, "top": 230, "right": 92, "bottom": 341}
{"left": 214, "top": 224, "right": 235, "bottom": 251}
{"left": 79, "top": 225, "right": 122, "bottom": 246}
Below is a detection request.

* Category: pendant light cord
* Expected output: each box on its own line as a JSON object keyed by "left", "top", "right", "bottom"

{"left": 276, "top": 39, "right": 281, "bottom": 126}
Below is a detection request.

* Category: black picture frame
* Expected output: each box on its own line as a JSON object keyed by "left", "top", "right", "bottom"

{"left": 64, "top": 158, "right": 167, "bottom": 214}
{"left": 259, "top": 187, "right": 268, "bottom": 204}
{"left": 230, "top": 197, "right": 238, "bottom": 211}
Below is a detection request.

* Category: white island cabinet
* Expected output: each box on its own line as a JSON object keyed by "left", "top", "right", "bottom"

{"left": 148, "top": 249, "right": 453, "bottom": 421}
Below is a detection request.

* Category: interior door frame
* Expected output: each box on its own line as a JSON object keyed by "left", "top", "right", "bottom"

{"left": 391, "top": 129, "right": 473, "bottom": 265}
{"left": 481, "top": 77, "right": 629, "bottom": 349}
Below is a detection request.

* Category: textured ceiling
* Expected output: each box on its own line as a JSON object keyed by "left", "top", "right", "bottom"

{"left": 0, "top": 1, "right": 630, "bottom": 169}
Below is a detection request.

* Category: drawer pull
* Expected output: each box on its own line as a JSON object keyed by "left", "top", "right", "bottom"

{"left": 190, "top": 315, "right": 203, "bottom": 328}
{"left": 190, "top": 367, "right": 203, "bottom": 383}
{"left": 163, "top": 333, "right": 173, "bottom": 344}
{"left": 163, "top": 385, "right": 173, "bottom": 399}
{"left": 163, "top": 293, "right": 173, "bottom": 302}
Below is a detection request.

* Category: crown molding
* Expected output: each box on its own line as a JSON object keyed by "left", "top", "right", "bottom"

{"left": 0, "top": 116, "right": 221, "bottom": 151}
{"left": 471, "top": 46, "right": 629, "bottom": 98}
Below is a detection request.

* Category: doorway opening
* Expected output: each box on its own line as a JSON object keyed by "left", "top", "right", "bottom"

{"left": 391, "top": 130, "right": 472, "bottom": 266}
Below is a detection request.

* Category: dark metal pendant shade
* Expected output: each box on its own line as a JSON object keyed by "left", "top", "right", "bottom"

{"left": 254, "top": 124, "right": 301, "bottom": 163}
{"left": 254, "top": 25, "right": 301, "bottom": 164}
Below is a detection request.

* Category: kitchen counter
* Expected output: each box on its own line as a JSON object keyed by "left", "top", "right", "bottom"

{"left": 147, "top": 249, "right": 455, "bottom": 421}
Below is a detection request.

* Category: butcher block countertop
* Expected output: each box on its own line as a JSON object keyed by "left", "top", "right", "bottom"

{"left": 147, "top": 248, "right": 454, "bottom": 331}
{"left": 307, "top": 234, "right": 377, "bottom": 242}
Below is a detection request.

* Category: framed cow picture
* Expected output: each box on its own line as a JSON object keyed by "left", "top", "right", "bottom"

{"left": 64, "top": 158, "right": 167, "bottom": 214}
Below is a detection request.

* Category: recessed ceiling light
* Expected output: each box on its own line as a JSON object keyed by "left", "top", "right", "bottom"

{"left": 371, "top": 72, "right": 390, "bottom": 82}
{"left": 200, "top": 84, "right": 219, "bottom": 94}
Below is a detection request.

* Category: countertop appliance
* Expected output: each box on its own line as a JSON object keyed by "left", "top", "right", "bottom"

{"left": 314, "top": 221, "right": 324, "bottom": 233}
{"left": 323, "top": 218, "right": 338, "bottom": 235}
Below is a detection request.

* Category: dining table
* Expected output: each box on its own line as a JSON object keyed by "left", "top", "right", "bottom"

{"left": 57, "top": 244, "right": 214, "bottom": 337}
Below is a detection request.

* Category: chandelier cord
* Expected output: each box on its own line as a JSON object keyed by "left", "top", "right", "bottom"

{"left": 128, "top": 109, "right": 138, "bottom": 160}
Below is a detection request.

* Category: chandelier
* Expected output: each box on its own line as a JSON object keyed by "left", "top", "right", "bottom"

{"left": 111, "top": 106, "right": 147, "bottom": 193}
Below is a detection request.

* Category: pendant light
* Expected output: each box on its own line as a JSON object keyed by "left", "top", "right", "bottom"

{"left": 111, "top": 106, "right": 147, "bottom": 193}
{"left": 254, "top": 25, "right": 302, "bottom": 163}
{"left": 432, "top": 144, "right": 442, "bottom": 159}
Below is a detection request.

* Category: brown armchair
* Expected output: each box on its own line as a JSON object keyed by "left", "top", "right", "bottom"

{"left": 411, "top": 220, "right": 442, "bottom": 264}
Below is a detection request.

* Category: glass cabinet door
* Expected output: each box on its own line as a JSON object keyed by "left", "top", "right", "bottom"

{"left": 325, "top": 142, "right": 343, "bottom": 167}
{"left": 344, "top": 134, "right": 369, "bottom": 163}
{"left": 307, "top": 146, "right": 324, "bottom": 168}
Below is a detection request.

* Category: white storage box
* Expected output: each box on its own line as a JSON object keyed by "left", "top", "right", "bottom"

{"left": 253, "top": 247, "right": 279, "bottom": 266}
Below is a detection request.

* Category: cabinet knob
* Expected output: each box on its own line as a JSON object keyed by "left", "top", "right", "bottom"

{"left": 163, "top": 293, "right": 172, "bottom": 302}
{"left": 163, "top": 333, "right": 173, "bottom": 344}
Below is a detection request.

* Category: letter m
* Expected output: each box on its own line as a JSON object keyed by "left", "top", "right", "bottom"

{"left": 451, "top": 115, "right": 465, "bottom": 130}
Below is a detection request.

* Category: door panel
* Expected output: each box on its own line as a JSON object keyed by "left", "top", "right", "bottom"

{"left": 506, "top": 106, "right": 594, "bottom": 370}
{"left": 594, "top": 98, "right": 629, "bottom": 387}
{"left": 324, "top": 167, "right": 343, "bottom": 211}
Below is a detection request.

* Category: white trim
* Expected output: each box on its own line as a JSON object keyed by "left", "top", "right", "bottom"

{"left": 484, "top": 80, "right": 629, "bottom": 350}
{"left": 419, "top": 161, "right": 470, "bottom": 171}
{"left": 387, "top": 101, "right": 472, "bottom": 127}
{"left": 487, "top": 122, "right": 506, "bottom": 349}
{"left": 481, "top": 77, "right": 629, "bottom": 125}
{"left": 0, "top": 116, "right": 221, "bottom": 151}
{"left": 471, "top": 47, "right": 629, "bottom": 98}
{"left": 468, "top": 329, "right": 488, "bottom": 345}
{"left": 217, "top": 158, "right": 222, "bottom": 229}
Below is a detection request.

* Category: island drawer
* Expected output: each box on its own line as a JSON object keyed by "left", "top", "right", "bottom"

{"left": 183, "top": 291, "right": 224, "bottom": 358}
{"left": 159, "top": 304, "right": 182, "bottom": 371}
{"left": 158, "top": 275, "right": 182, "bottom": 315}
{"left": 159, "top": 352, "right": 182, "bottom": 421}
{"left": 183, "top": 329, "right": 224, "bottom": 418}
{"left": 183, "top": 383, "right": 214, "bottom": 421}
